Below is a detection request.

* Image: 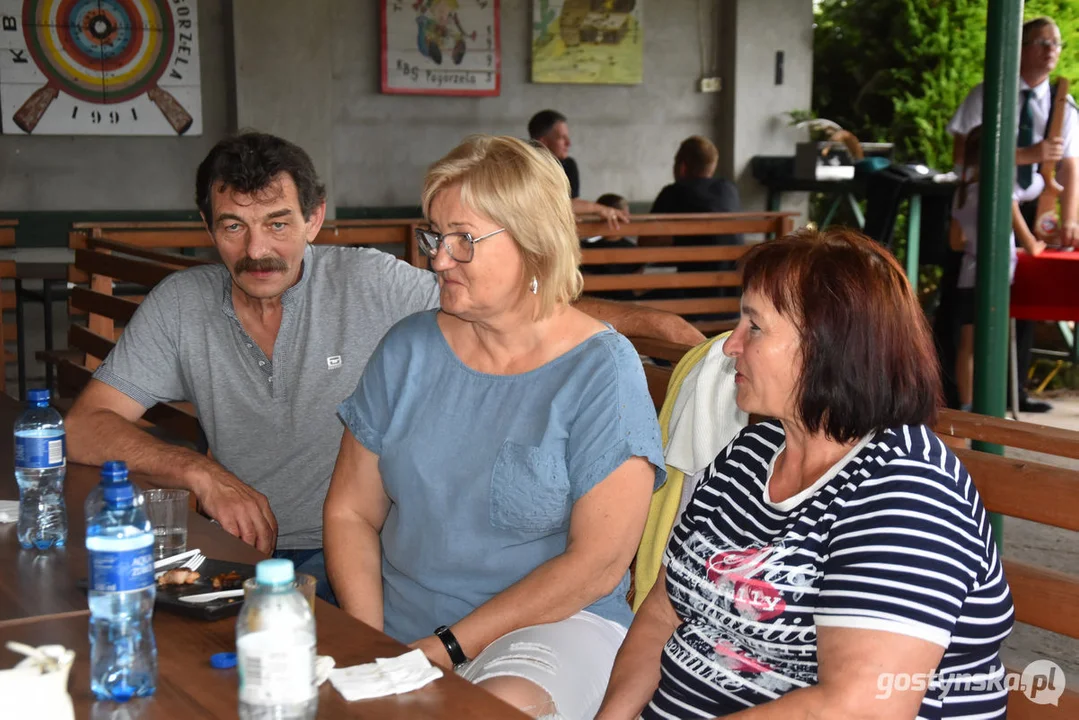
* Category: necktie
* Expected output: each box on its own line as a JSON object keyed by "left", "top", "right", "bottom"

{"left": 1018, "top": 89, "right": 1034, "bottom": 189}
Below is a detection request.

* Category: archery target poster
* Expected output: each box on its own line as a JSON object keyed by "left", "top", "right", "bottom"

{"left": 0, "top": 0, "right": 202, "bottom": 135}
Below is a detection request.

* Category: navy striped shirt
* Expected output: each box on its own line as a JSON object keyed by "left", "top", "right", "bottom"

{"left": 645, "top": 421, "right": 1014, "bottom": 720}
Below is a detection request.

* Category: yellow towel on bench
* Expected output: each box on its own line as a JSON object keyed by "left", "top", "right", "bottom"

{"left": 633, "top": 333, "right": 729, "bottom": 611}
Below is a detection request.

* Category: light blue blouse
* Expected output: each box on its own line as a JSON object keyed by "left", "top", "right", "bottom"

{"left": 338, "top": 310, "right": 666, "bottom": 643}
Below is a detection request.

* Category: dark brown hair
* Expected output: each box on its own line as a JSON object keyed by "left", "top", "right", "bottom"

{"left": 196, "top": 131, "right": 326, "bottom": 223}
{"left": 740, "top": 227, "right": 941, "bottom": 442}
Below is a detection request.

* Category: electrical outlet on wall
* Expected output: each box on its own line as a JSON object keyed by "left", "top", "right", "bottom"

{"left": 698, "top": 77, "right": 721, "bottom": 93}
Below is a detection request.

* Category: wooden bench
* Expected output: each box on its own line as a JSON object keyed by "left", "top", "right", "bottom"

{"left": 0, "top": 220, "right": 18, "bottom": 394}
{"left": 580, "top": 212, "right": 797, "bottom": 335}
{"left": 629, "top": 337, "right": 1079, "bottom": 718}
{"left": 54, "top": 238, "right": 207, "bottom": 444}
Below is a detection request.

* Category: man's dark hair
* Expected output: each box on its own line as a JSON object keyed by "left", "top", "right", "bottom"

{"left": 528, "top": 110, "right": 567, "bottom": 140}
{"left": 596, "top": 193, "right": 629, "bottom": 212}
{"left": 195, "top": 131, "right": 326, "bottom": 223}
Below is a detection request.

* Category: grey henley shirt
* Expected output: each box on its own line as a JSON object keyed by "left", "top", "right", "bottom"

{"left": 93, "top": 244, "right": 440, "bottom": 549}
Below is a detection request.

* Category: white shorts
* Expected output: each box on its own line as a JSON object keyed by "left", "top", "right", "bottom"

{"left": 456, "top": 611, "right": 627, "bottom": 720}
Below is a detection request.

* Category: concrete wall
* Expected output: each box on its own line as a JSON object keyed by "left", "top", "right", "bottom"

{"left": 724, "top": 0, "right": 814, "bottom": 220}
{"left": 332, "top": 0, "right": 723, "bottom": 208}
{"left": 1, "top": 0, "right": 814, "bottom": 219}
{"left": 0, "top": 0, "right": 231, "bottom": 212}
{"left": 234, "top": 0, "right": 335, "bottom": 217}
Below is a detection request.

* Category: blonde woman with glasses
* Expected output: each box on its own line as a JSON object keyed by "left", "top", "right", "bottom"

{"left": 324, "top": 135, "right": 666, "bottom": 719}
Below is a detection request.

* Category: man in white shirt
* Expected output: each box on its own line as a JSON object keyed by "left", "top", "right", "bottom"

{"left": 947, "top": 16, "right": 1078, "bottom": 413}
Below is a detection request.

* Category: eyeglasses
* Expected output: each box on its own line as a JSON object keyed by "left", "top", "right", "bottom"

{"left": 414, "top": 227, "right": 506, "bottom": 263}
{"left": 1024, "top": 38, "right": 1063, "bottom": 49}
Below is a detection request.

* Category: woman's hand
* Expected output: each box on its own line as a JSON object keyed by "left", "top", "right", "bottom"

{"left": 409, "top": 635, "right": 454, "bottom": 670}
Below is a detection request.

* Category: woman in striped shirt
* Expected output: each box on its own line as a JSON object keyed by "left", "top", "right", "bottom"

{"left": 596, "top": 228, "right": 1014, "bottom": 720}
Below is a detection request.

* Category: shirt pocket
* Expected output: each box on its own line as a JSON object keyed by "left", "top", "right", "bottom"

{"left": 490, "top": 440, "right": 571, "bottom": 533}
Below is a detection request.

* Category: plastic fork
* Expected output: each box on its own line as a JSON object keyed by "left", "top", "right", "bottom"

{"left": 154, "top": 550, "right": 205, "bottom": 580}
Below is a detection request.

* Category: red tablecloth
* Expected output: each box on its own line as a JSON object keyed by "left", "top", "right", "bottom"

{"left": 1011, "top": 249, "right": 1079, "bottom": 322}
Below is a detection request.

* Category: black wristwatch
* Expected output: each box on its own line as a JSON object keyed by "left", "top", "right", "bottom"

{"left": 433, "top": 625, "right": 468, "bottom": 667}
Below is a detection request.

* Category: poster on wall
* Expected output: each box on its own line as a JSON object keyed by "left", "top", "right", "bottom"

{"left": 532, "top": 0, "right": 642, "bottom": 85}
{"left": 381, "top": 0, "right": 500, "bottom": 96}
{"left": 0, "top": 0, "right": 201, "bottom": 136}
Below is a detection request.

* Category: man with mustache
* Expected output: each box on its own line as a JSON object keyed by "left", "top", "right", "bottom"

{"left": 64, "top": 132, "right": 703, "bottom": 600}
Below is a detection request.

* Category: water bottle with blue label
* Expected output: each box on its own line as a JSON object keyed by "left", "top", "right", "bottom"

{"left": 85, "top": 461, "right": 157, "bottom": 701}
{"left": 14, "top": 388, "right": 67, "bottom": 549}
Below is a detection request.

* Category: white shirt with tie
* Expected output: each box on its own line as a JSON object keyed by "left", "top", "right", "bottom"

{"left": 948, "top": 78, "right": 1078, "bottom": 203}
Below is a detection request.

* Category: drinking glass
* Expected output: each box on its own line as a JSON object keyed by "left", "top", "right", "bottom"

{"left": 143, "top": 488, "right": 189, "bottom": 560}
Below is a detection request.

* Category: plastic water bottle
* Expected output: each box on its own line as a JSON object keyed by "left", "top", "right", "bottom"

{"left": 85, "top": 461, "right": 157, "bottom": 701}
{"left": 15, "top": 388, "right": 67, "bottom": 549}
{"left": 237, "top": 559, "right": 318, "bottom": 720}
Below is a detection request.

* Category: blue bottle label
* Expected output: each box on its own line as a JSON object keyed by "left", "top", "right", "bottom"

{"left": 88, "top": 536, "right": 155, "bottom": 592}
{"left": 15, "top": 434, "right": 66, "bottom": 470}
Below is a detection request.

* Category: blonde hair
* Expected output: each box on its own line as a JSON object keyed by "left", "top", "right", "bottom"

{"left": 422, "top": 135, "right": 583, "bottom": 318}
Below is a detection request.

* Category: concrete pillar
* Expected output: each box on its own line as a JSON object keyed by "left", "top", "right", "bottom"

{"left": 232, "top": 0, "right": 336, "bottom": 218}
{"left": 717, "top": 0, "right": 814, "bottom": 223}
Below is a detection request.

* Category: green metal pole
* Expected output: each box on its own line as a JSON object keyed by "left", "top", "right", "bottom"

{"left": 973, "top": 0, "right": 1023, "bottom": 548}
{"left": 905, "top": 194, "right": 922, "bottom": 293}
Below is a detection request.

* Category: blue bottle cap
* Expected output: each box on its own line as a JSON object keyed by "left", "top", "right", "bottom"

{"left": 100, "top": 461, "right": 134, "bottom": 507}
{"left": 26, "top": 388, "right": 50, "bottom": 405}
{"left": 101, "top": 461, "right": 129, "bottom": 482}
{"left": 255, "top": 558, "right": 295, "bottom": 586}
{"left": 210, "top": 652, "right": 237, "bottom": 669}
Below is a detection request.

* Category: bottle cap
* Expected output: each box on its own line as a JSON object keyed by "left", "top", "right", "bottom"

{"left": 255, "top": 558, "right": 295, "bottom": 586}
{"left": 100, "top": 461, "right": 134, "bottom": 506}
{"left": 210, "top": 652, "right": 237, "bottom": 669}
{"left": 100, "top": 461, "right": 129, "bottom": 482}
{"left": 26, "top": 388, "right": 50, "bottom": 405}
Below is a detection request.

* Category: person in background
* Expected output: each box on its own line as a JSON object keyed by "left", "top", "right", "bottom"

{"left": 325, "top": 135, "right": 665, "bottom": 720}
{"left": 580, "top": 193, "right": 639, "bottom": 301}
{"left": 952, "top": 126, "right": 1046, "bottom": 413}
{"left": 597, "top": 228, "right": 1013, "bottom": 720}
{"left": 529, "top": 109, "right": 630, "bottom": 229}
{"left": 648, "top": 135, "right": 744, "bottom": 309}
{"left": 948, "top": 15, "right": 1078, "bottom": 413}
{"left": 650, "top": 135, "right": 742, "bottom": 230}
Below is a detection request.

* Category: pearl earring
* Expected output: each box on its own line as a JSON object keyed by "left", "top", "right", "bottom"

{"left": 529, "top": 276, "right": 539, "bottom": 294}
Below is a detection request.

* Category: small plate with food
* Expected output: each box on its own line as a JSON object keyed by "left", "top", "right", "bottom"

{"left": 152, "top": 559, "right": 256, "bottom": 620}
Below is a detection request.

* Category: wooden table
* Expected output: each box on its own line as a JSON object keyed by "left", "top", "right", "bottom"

{"left": 0, "top": 396, "right": 526, "bottom": 718}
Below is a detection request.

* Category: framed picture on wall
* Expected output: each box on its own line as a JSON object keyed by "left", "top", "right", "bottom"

{"left": 532, "top": 0, "right": 643, "bottom": 84}
{"left": 381, "top": 0, "right": 501, "bottom": 96}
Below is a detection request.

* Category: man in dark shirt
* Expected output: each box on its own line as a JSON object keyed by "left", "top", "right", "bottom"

{"left": 528, "top": 109, "right": 629, "bottom": 228}
{"left": 650, "top": 135, "right": 743, "bottom": 295}
{"left": 651, "top": 135, "right": 742, "bottom": 239}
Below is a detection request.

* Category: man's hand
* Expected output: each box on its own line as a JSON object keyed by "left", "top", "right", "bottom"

{"left": 194, "top": 468, "right": 278, "bottom": 554}
{"left": 409, "top": 634, "right": 454, "bottom": 669}
{"left": 1021, "top": 137, "right": 1065, "bottom": 165}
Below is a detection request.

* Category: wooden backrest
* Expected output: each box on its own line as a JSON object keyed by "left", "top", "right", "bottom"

{"left": 0, "top": 220, "right": 17, "bottom": 394}
{"left": 60, "top": 239, "right": 202, "bottom": 443}
{"left": 630, "top": 338, "right": 1079, "bottom": 716}
{"left": 69, "top": 219, "right": 426, "bottom": 280}
{"left": 580, "top": 212, "right": 796, "bottom": 335}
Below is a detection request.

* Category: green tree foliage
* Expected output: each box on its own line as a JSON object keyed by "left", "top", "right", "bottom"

{"left": 814, "top": 0, "right": 1079, "bottom": 173}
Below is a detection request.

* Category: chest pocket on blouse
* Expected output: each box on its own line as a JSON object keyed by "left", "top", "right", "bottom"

{"left": 490, "top": 441, "right": 571, "bottom": 532}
